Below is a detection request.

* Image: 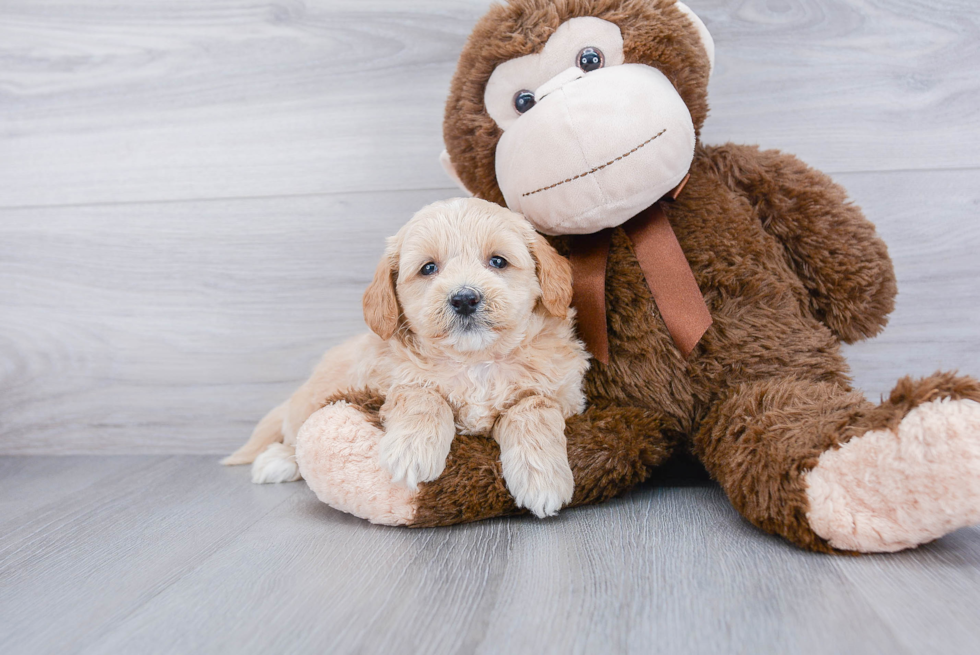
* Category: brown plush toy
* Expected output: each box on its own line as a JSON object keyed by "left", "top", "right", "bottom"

{"left": 291, "top": 0, "right": 980, "bottom": 553}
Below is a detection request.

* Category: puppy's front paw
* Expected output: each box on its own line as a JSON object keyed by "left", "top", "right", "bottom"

{"left": 501, "top": 448, "right": 575, "bottom": 518}
{"left": 378, "top": 423, "right": 453, "bottom": 490}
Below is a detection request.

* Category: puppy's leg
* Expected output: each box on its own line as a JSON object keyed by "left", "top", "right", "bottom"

{"left": 222, "top": 401, "right": 288, "bottom": 466}
{"left": 280, "top": 334, "right": 377, "bottom": 446}
{"left": 493, "top": 396, "right": 574, "bottom": 518}
{"left": 224, "top": 334, "right": 378, "bottom": 470}
{"left": 378, "top": 385, "right": 456, "bottom": 490}
{"left": 251, "top": 442, "right": 302, "bottom": 484}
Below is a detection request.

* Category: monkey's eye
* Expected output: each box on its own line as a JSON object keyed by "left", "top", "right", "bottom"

{"left": 514, "top": 91, "right": 536, "bottom": 114}
{"left": 577, "top": 47, "right": 604, "bottom": 72}
{"left": 420, "top": 262, "right": 438, "bottom": 276}
{"left": 489, "top": 256, "right": 508, "bottom": 269}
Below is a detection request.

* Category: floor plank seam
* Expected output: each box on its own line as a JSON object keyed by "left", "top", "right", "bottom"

{"left": 79, "top": 480, "right": 309, "bottom": 653}
{"left": 0, "top": 456, "right": 178, "bottom": 569}
{"left": 829, "top": 558, "right": 920, "bottom": 655}
{"left": 328, "top": 528, "right": 442, "bottom": 650}
{"left": 0, "top": 186, "right": 463, "bottom": 213}
{"left": 4, "top": 162, "right": 979, "bottom": 213}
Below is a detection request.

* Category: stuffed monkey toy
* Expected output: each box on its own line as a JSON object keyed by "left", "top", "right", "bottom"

{"left": 279, "top": 0, "right": 980, "bottom": 553}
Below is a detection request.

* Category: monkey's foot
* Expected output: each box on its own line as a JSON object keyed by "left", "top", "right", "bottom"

{"left": 295, "top": 401, "right": 417, "bottom": 526}
{"left": 806, "top": 397, "right": 980, "bottom": 552}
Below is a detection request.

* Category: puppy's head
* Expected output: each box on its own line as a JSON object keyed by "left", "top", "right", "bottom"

{"left": 363, "top": 198, "right": 572, "bottom": 354}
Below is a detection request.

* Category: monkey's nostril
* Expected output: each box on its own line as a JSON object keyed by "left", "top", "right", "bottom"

{"left": 450, "top": 288, "right": 482, "bottom": 316}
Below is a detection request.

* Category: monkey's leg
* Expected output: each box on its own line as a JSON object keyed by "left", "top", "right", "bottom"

{"left": 412, "top": 403, "right": 675, "bottom": 527}
{"left": 295, "top": 391, "right": 416, "bottom": 526}
{"left": 295, "top": 392, "right": 674, "bottom": 527}
{"left": 694, "top": 373, "right": 980, "bottom": 553}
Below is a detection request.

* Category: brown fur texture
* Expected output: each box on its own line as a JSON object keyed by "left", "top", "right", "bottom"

{"left": 322, "top": 392, "right": 677, "bottom": 527}
{"left": 415, "top": 402, "right": 676, "bottom": 526}
{"left": 311, "top": 0, "right": 979, "bottom": 551}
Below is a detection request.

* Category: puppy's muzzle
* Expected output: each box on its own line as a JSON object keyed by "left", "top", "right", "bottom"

{"left": 449, "top": 287, "right": 482, "bottom": 317}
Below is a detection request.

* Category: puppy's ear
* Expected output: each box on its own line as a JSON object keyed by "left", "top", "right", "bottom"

{"left": 363, "top": 249, "right": 400, "bottom": 340}
{"left": 531, "top": 232, "right": 573, "bottom": 318}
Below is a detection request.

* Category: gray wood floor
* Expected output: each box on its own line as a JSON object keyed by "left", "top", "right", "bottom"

{"left": 3, "top": 456, "right": 980, "bottom": 655}
{"left": 2, "top": 1, "right": 980, "bottom": 653}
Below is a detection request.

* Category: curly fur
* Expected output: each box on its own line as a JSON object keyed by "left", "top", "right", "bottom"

{"left": 230, "top": 198, "right": 590, "bottom": 516}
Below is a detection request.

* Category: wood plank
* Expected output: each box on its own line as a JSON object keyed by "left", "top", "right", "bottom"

{"left": 80, "top": 483, "right": 913, "bottom": 655}
{"left": 0, "top": 188, "right": 454, "bottom": 454}
{"left": 698, "top": 0, "right": 980, "bottom": 175}
{"left": 2, "top": 0, "right": 980, "bottom": 208}
{"left": 0, "top": 0, "right": 487, "bottom": 208}
{"left": 0, "top": 456, "right": 160, "bottom": 533}
{"left": 0, "top": 456, "right": 301, "bottom": 655}
{"left": 4, "top": 458, "right": 980, "bottom": 654}
{"left": 833, "top": 529, "right": 980, "bottom": 655}
{"left": 468, "top": 486, "right": 904, "bottom": 654}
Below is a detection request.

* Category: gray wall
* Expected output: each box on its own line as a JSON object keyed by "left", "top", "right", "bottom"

{"left": 1, "top": 0, "right": 978, "bottom": 455}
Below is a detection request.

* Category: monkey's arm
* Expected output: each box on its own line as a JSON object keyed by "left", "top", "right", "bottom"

{"left": 706, "top": 143, "right": 897, "bottom": 343}
{"left": 411, "top": 403, "right": 674, "bottom": 526}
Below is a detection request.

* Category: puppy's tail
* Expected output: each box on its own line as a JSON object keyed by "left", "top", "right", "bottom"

{"left": 221, "top": 401, "right": 288, "bottom": 466}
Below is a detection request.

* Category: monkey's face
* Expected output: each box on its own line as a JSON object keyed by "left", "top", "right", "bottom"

{"left": 487, "top": 16, "right": 699, "bottom": 234}
{"left": 443, "top": 1, "right": 715, "bottom": 236}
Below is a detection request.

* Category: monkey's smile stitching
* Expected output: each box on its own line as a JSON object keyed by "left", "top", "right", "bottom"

{"left": 521, "top": 129, "right": 667, "bottom": 198}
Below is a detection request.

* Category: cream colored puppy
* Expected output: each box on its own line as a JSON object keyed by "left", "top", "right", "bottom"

{"left": 224, "top": 198, "right": 589, "bottom": 518}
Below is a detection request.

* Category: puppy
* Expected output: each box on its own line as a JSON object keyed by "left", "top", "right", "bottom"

{"left": 224, "top": 198, "right": 589, "bottom": 517}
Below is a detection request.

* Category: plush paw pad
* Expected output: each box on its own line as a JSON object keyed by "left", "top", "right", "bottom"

{"left": 806, "top": 397, "right": 980, "bottom": 552}
{"left": 295, "top": 402, "right": 417, "bottom": 525}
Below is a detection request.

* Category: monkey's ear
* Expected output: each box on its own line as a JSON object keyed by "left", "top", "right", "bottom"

{"left": 439, "top": 149, "right": 473, "bottom": 196}
{"left": 363, "top": 250, "right": 400, "bottom": 340}
{"left": 531, "top": 232, "right": 573, "bottom": 319}
{"left": 674, "top": 2, "right": 715, "bottom": 75}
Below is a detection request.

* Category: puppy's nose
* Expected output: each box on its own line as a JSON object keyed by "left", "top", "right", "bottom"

{"left": 450, "top": 288, "right": 482, "bottom": 316}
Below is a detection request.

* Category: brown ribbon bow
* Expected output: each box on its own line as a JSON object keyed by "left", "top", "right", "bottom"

{"left": 568, "top": 175, "right": 712, "bottom": 364}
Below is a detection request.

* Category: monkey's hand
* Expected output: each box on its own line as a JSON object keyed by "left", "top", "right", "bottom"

{"left": 707, "top": 143, "right": 897, "bottom": 343}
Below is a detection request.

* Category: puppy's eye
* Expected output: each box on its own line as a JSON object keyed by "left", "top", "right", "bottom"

{"left": 489, "top": 256, "right": 508, "bottom": 269}
{"left": 514, "top": 91, "right": 535, "bottom": 114}
{"left": 420, "top": 262, "right": 438, "bottom": 276}
{"left": 577, "top": 47, "right": 604, "bottom": 72}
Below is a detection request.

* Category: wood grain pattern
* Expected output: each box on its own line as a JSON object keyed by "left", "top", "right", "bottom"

{"left": 839, "top": 169, "right": 980, "bottom": 399}
{"left": 1, "top": 0, "right": 979, "bottom": 209}
{"left": 698, "top": 0, "right": 980, "bottom": 174}
{"left": 0, "top": 457, "right": 302, "bottom": 654}
{"left": 0, "top": 0, "right": 485, "bottom": 208}
{"left": 2, "top": 457, "right": 979, "bottom": 654}
{"left": 0, "top": 189, "right": 451, "bottom": 454}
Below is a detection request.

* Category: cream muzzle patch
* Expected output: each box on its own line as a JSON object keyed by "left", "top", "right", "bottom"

{"left": 483, "top": 15, "right": 703, "bottom": 235}
{"left": 493, "top": 62, "right": 695, "bottom": 235}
